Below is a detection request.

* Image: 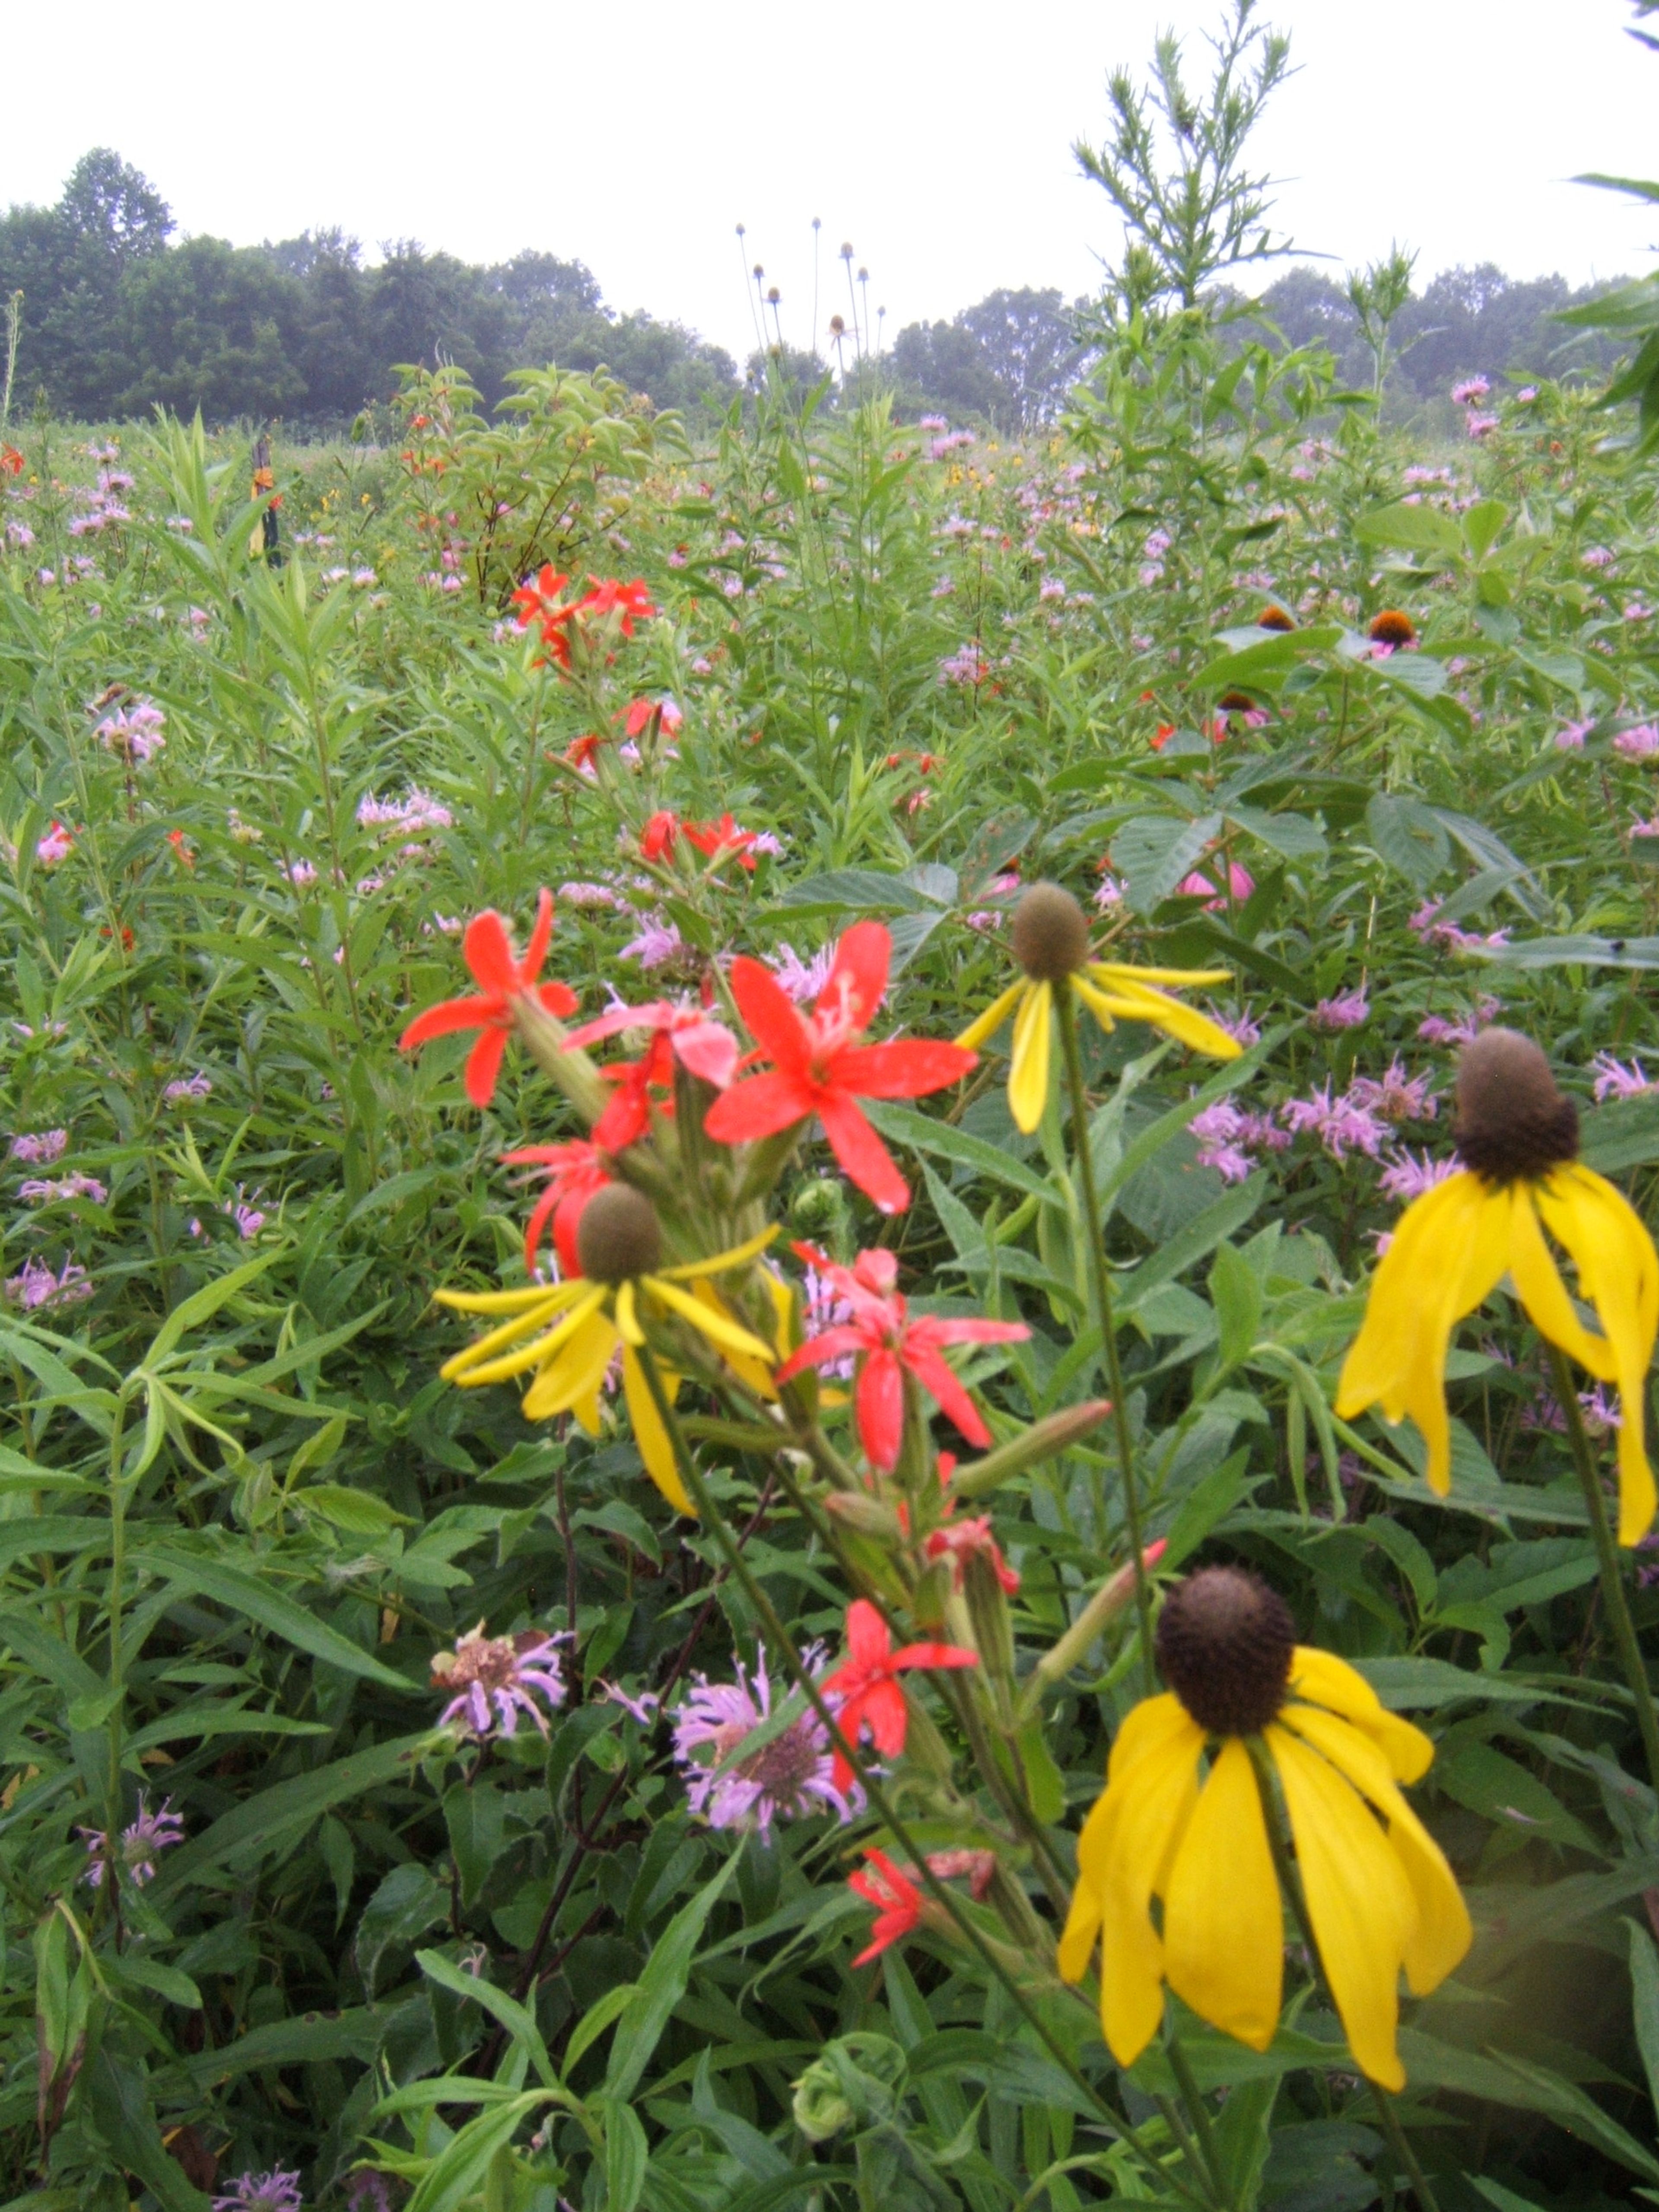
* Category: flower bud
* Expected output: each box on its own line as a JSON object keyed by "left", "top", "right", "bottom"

{"left": 950, "top": 1401, "right": 1113, "bottom": 1498}
{"left": 1011, "top": 883, "right": 1090, "bottom": 983}
{"left": 576, "top": 1185, "right": 662, "bottom": 1284}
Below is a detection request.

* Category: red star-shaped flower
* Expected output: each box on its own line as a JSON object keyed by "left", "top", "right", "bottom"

{"left": 848, "top": 1850, "right": 922, "bottom": 1966}
{"left": 566, "top": 999, "right": 740, "bottom": 1152}
{"left": 641, "top": 810, "right": 681, "bottom": 863}
{"left": 778, "top": 1246, "right": 1026, "bottom": 1470}
{"left": 702, "top": 922, "right": 975, "bottom": 1215}
{"left": 684, "top": 814, "right": 759, "bottom": 871}
{"left": 399, "top": 887, "right": 578, "bottom": 1107}
{"left": 819, "top": 1598, "right": 976, "bottom": 1793}
{"left": 500, "top": 1139, "right": 610, "bottom": 1276}
{"left": 923, "top": 1516, "right": 1021, "bottom": 1594}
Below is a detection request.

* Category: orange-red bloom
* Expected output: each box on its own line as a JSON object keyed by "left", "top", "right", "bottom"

{"left": 820, "top": 1599, "right": 977, "bottom": 1793}
{"left": 501, "top": 1138, "right": 610, "bottom": 1276}
{"left": 0, "top": 445, "right": 23, "bottom": 477}
{"left": 703, "top": 922, "right": 975, "bottom": 1215}
{"left": 567, "top": 999, "right": 740, "bottom": 1152}
{"left": 923, "top": 1516, "right": 1021, "bottom": 1594}
{"left": 400, "top": 887, "right": 578, "bottom": 1107}
{"left": 849, "top": 1850, "right": 922, "bottom": 1965}
{"left": 684, "top": 814, "right": 760, "bottom": 871}
{"left": 641, "top": 810, "right": 681, "bottom": 863}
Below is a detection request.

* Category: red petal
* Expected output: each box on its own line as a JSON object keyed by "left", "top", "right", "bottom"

{"left": 567, "top": 1002, "right": 668, "bottom": 1049}
{"left": 889, "top": 1641, "right": 979, "bottom": 1672}
{"left": 522, "top": 1182, "right": 560, "bottom": 1275}
{"left": 464, "top": 1024, "right": 510, "bottom": 1108}
{"left": 918, "top": 1318, "right": 1030, "bottom": 1347}
{"left": 519, "top": 887, "right": 554, "bottom": 984}
{"left": 463, "top": 910, "right": 518, "bottom": 995}
{"left": 592, "top": 1075, "right": 652, "bottom": 1153}
{"left": 703, "top": 1070, "right": 815, "bottom": 1144}
{"left": 820, "top": 919, "right": 891, "bottom": 1030}
{"left": 673, "top": 1017, "right": 740, "bottom": 1089}
{"left": 903, "top": 1341, "right": 992, "bottom": 1448}
{"left": 400, "top": 994, "right": 493, "bottom": 1049}
{"left": 535, "top": 980, "right": 578, "bottom": 1017}
{"left": 857, "top": 1348, "right": 905, "bottom": 1471}
{"left": 863, "top": 1678, "right": 909, "bottom": 1759}
{"left": 728, "top": 956, "right": 812, "bottom": 1074}
{"left": 775, "top": 1327, "right": 871, "bottom": 1384}
{"left": 833, "top": 1040, "right": 977, "bottom": 1100}
{"left": 817, "top": 1091, "right": 910, "bottom": 1215}
{"left": 845, "top": 1598, "right": 891, "bottom": 1670}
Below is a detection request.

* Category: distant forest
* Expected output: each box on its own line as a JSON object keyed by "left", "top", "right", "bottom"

{"left": 0, "top": 149, "right": 1634, "bottom": 435}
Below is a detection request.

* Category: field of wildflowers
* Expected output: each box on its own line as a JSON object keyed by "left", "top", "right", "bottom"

{"left": 9, "top": 22, "right": 1659, "bottom": 2209}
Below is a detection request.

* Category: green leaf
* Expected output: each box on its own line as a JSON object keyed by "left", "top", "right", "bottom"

{"left": 1161, "top": 1449, "right": 1252, "bottom": 1569}
{"left": 1352, "top": 1655, "right": 1560, "bottom": 1710}
{"left": 144, "top": 1251, "right": 282, "bottom": 1367}
{"left": 406, "top": 2094, "right": 551, "bottom": 2212}
{"left": 862, "top": 1099, "right": 1056, "bottom": 1208}
{"left": 604, "top": 1856, "right": 735, "bottom": 2103}
{"left": 416, "top": 1948, "right": 556, "bottom": 2088}
{"left": 296, "top": 1483, "right": 412, "bottom": 1535}
{"left": 1366, "top": 793, "right": 1451, "bottom": 890}
{"left": 1115, "top": 812, "right": 1224, "bottom": 912}
{"left": 1223, "top": 803, "right": 1326, "bottom": 863}
{"left": 1627, "top": 1918, "right": 1659, "bottom": 2120}
{"left": 602, "top": 2098, "right": 648, "bottom": 2212}
{"left": 143, "top": 1548, "right": 411, "bottom": 1688}
{"left": 356, "top": 1869, "right": 446, "bottom": 1994}
{"left": 1354, "top": 501, "right": 1464, "bottom": 556}
{"left": 83, "top": 2048, "right": 210, "bottom": 2212}
{"left": 1208, "top": 1243, "right": 1263, "bottom": 1372}
{"left": 189, "top": 2008, "right": 385, "bottom": 2084}
{"left": 1433, "top": 1741, "right": 1601, "bottom": 1853}
{"left": 565, "top": 1980, "right": 639, "bottom": 2076}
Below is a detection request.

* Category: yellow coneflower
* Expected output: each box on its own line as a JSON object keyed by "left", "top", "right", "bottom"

{"left": 436, "top": 1185, "right": 775, "bottom": 1516}
{"left": 1337, "top": 1030, "right": 1658, "bottom": 1544}
{"left": 1059, "top": 1567, "right": 1469, "bottom": 2091}
{"left": 1367, "top": 608, "right": 1417, "bottom": 648}
{"left": 956, "top": 884, "right": 1242, "bottom": 1135}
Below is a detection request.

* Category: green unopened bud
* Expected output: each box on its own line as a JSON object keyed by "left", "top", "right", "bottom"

{"left": 950, "top": 1401, "right": 1113, "bottom": 1499}
{"left": 512, "top": 995, "right": 610, "bottom": 1126}
{"left": 1029, "top": 1538, "right": 1168, "bottom": 1700}
{"left": 822, "top": 1491, "right": 903, "bottom": 1541}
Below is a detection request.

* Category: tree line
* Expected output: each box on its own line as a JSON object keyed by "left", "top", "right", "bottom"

{"left": 0, "top": 149, "right": 1631, "bottom": 437}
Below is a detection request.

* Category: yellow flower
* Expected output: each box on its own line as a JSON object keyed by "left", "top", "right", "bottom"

{"left": 436, "top": 1185, "right": 775, "bottom": 1516}
{"left": 955, "top": 883, "right": 1241, "bottom": 1135}
{"left": 1058, "top": 1567, "right": 1469, "bottom": 2092}
{"left": 1336, "top": 1030, "right": 1659, "bottom": 1545}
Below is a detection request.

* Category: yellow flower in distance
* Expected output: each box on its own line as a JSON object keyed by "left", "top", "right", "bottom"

{"left": 1059, "top": 1567, "right": 1469, "bottom": 2092}
{"left": 1337, "top": 1029, "right": 1659, "bottom": 1545}
{"left": 955, "top": 883, "right": 1242, "bottom": 1135}
{"left": 437, "top": 1184, "right": 775, "bottom": 1516}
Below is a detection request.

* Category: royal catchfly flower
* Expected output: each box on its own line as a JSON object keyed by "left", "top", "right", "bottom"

{"left": 1059, "top": 1566, "right": 1469, "bottom": 2090}
{"left": 777, "top": 1246, "right": 1027, "bottom": 1470}
{"left": 848, "top": 1850, "right": 924, "bottom": 1964}
{"left": 566, "top": 998, "right": 740, "bottom": 1152}
{"left": 502, "top": 1138, "right": 611, "bottom": 1277}
{"left": 818, "top": 1598, "right": 977, "bottom": 1792}
{"left": 705, "top": 922, "right": 975, "bottom": 1216}
{"left": 436, "top": 1185, "right": 775, "bottom": 1514}
{"left": 400, "top": 888, "right": 578, "bottom": 1107}
{"left": 431, "top": 1623, "right": 566, "bottom": 1738}
{"left": 957, "top": 884, "right": 1241, "bottom": 1135}
{"left": 1337, "top": 1030, "right": 1659, "bottom": 1541}
{"left": 672, "top": 1643, "right": 852, "bottom": 1834}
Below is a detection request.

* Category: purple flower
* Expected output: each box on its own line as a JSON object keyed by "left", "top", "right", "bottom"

{"left": 358, "top": 788, "right": 451, "bottom": 835}
{"left": 1592, "top": 1052, "right": 1655, "bottom": 1102}
{"left": 1583, "top": 545, "right": 1616, "bottom": 570}
{"left": 620, "top": 919, "right": 683, "bottom": 970}
{"left": 672, "top": 1645, "right": 854, "bottom": 1835}
{"left": 79, "top": 1794, "right": 184, "bottom": 1888}
{"left": 1451, "top": 377, "right": 1490, "bottom": 404}
{"left": 22, "top": 1173, "right": 105, "bottom": 1203}
{"left": 598, "top": 1681, "right": 661, "bottom": 1725}
{"left": 1348, "top": 1058, "right": 1438, "bottom": 1124}
{"left": 1632, "top": 816, "right": 1659, "bottom": 842}
{"left": 213, "top": 2171, "right": 303, "bottom": 2212}
{"left": 286, "top": 859, "right": 317, "bottom": 887}
{"left": 1280, "top": 1083, "right": 1388, "bottom": 1163}
{"left": 164, "top": 1074, "right": 213, "bottom": 1106}
{"left": 557, "top": 880, "right": 623, "bottom": 909}
{"left": 1615, "top": 724, "right": 1659, "bottom": 761}
{"left": 1189, "top": 1100, "right": 1284, "bottom": 1181}
{"left": 800, "top": 1266, "right": 857, "bottom": 1376}
{"left": 36, "top": 823, "right": 73, "bottom": 867}
{"left": 938, "top": 646, "right": 989, "bottom": 686}
{"left": 1417, "top": 999, "right": 1500, "bottom": 1047}
{"left": 1555, "top": 719, "right": 1592, "bottom": 751}
{"left": 1208, "top": 1007, "right": 1261, "bottom": 1048}
{"left": 1378, "top": 1149, "right": 1458, "bottom": 1202}
{"left": 9, "top": 1129, "right": 68, "bottom": 1164}
{"left": 918, "top": 414, "right": 948, "bottom": 432}
{"left": 1465, "top": 413, "right": 1500, "bottom": 439}
{"left": 772, "top": 941, "right": 838, "bottom": 1004}
{"left": 432, "top": 1624, "right": 566, "bottom": 1739}
{"left": 1093, "top": 874, "right": 1125, "bottom": 911}
{"left": 1308, "top": 988, "right": 1369, "bottom": 1033}
{"left": 5, "top": 1258, "right": 93, "bottom": 1311}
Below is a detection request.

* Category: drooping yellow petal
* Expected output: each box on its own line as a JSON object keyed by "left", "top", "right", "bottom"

{"left": 1268, "top": 1723, "right": 1414, "bottom": 2091}
{"left": 1163, "top": 1739, "right": 1283, "bottom": 2052}
{"left": 621, "top": 1343, "right": 694, "bottom": 1515}
{"left": 1279, "top": 1703, "right": 1471, "bottom": 1998}
{"left": 437, "top": 1280, "right": 586, "bottom": 1377}
{"left": 1092, "top": 1697, "right": 1206, "bottom": 2067}
{"left": 1287, "top": 1647, "right": 1433, "bottom": 1784}
{"left": 1008, "top": 978, "right": 1054, "bottom": 1135}
{"left": 1506, "top": 1189, "right": 1618, "bottom": 1382}
{"left": 956, "top": 978, "right": 1027, "bottom": 1054}
{"left": 435, "top": 1281, "right": 584, "bottom": 1316}
{"left": 1090, "top": 962, "right": 1233, "bottom": 990}
{"left": 1335, "top": 1171, "right": 1509, "bottom": 1495}
{"left": 1057, "top": 1874, "right": 1103, "bottom": 1984}
{"left": 521, "top": 1305, "right": 620, "bottom": 1422}
{"left": 1537, "top": 1164, "right": 1659, "bottom": 1545}
{"left": 614, "top": 1278, "right": 645, "bottom": 1347}
{"left": 647, "top": 1275, "right": 777, "bottom": 1365}
{"left": 1077, "top": 972, "right": 1243, "bottom": 1061}
{"left": 692, "top": 1278, "right": 782, "bottom": 1398}
{"left": 657, "top": 1224, "right": 780, "bottom": 1282}
{"left": 448, "top": 1284, "right": 611, "bottom": 1387}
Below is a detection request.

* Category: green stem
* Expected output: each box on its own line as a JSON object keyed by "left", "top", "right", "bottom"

{"left": 1246, "top": 1743, "right": 1440, "bottom": 2212}
{"left": 1548, "top": 1344, "right": 1659, "bottom": 1790}
{"left": 1055, "top": 980, "right": 1156, "bottom": 1691}
{"left": 629, "top": 1343, "right": 1211, "bottom": 2212}
{"left": 1165, "top": 2035, "right": 1233, "bottom": 2211}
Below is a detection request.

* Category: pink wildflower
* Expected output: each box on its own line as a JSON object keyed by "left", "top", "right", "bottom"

{"left": 1308, "top": 988, "right": 1369, "bottom": 1033}
{"left": 432, "top": 1624, "right": 566, "bottom": 1739}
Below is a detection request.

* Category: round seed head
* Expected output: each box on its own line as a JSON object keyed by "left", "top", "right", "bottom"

{"left": 1011, "top": 883, "right": 1090, "bottom": 983}
{"left": 576, "top": 1183, "right": 662, "bottom": 1284}
{"left": 1453, "top": 1027, "right": 1578, "bottom": 1183}
{"left": 1256, "top": 604, "right": 1295, "bottom": 632}
{"left": 1367, "top": 607, "right": 1417, "bottom": 647}
{"left": 1155, "top": 1566, "right": 1295, "bottom": 1737}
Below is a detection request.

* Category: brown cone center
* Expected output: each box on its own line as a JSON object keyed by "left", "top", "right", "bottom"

{"left": 1155, "top": 1566, "right": 1294, "bottom": 1737}
{"left": 1453, "top": 1027, "right": 1579, "bottom": 1184}
{"left": 1011, "top": 883, "right": 1090, "bottom": 983}
{"left": 576, "top": 1183, "right": 662, "bottom": 1284}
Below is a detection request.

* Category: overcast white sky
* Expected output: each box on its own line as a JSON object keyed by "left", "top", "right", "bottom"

{"left": 5, "top": 1, "right": 1657, "bottom": 360}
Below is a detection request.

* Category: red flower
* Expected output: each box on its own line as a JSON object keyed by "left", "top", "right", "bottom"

{"left": 400, "top": 887, "right": 578, "bottom": 1107}
{"left": 501, "top": 1139, "right": 610, "bottom": 1276}
{"left": 702, "top": 922, "right": 976, "bottom": 1216}
{"left": 848, "top": 1850, "right": 922, "bottom": 1966}
{"left": 510, "top": 566, "right": 580, "bottom": 667}
{"left": 778, "top": 1246, "right": 1026, "bottom": 1470}
{"left": 567, "top": 999, "right": 740, "bottom": 1152}
{"left": 641, "top": 810, "right": 681, "bottom": 862}
{"left": 819, "top": 1598, "right": 977, "bottom": 1793}
{"left": 1150, "top": 723, "right": 1176, "bottom": 752}
{"left": 564, "top": 734, "right": 602, "bottom": 774}
{"left": 923, "top": 1516, "right": 1020, "bottom": 1594}
{"left": 0, "top": 445, "right": 22, "bottom": 477}
{"left": 622, "top": 695, "right": 683, "bottom": 738}
{"left": 580, "top": 577, "right": 654, "bottom": 634}
{"left": 684, "top": 814, "right": 759, "bottom": 871}
{"left": 166, "top": 829, "right": 194, "bottom": 868}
